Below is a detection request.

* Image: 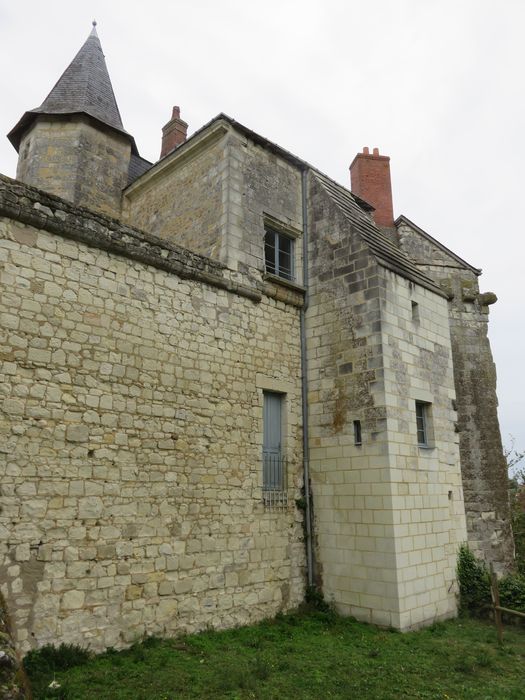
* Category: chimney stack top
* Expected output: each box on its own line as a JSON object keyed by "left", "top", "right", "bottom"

{"left": 349, "top": 147, "right": 394, "bottom": 228}
{"left": 160, "top": 105, "right": 188, "bottom": 159}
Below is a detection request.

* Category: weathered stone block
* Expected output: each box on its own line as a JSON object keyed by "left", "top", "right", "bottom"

{"left": 2, "top": 399, "right": 24, "bottom": 415}
{"left": 78, "top": 497, "right": 104, "bottom": 519}
{"left": 61, "top": 589, "right": 85, "bottom": 610}
{"left": 66, "top": 424, "right": 89, "bottom": 442}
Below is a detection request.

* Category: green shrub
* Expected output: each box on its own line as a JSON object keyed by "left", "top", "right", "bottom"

{"left": 23, "top": 643, "right": 91, "bottom": 700}
{"left": 457, "top": 544, "right": 491, "bottom": 616}
{"left": 303, "top": 585, "right": 337, "bottom": 620}
{"left": 457, "top": 544, "right": 525, "bottom": 620}
{"left": 499, "top": 573, "right": 525, "bottom": 614}
{"left": 24, "top": 642, "right": 91, "bottom": 677}
{"left": 511, "top": 497, "right": 525, "bottom": 576}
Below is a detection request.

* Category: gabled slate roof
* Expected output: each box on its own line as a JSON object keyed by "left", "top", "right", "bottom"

{"left": 395, "top": 214, "right": 481, "bottom": 275}
{"left": 124, "top": 111, "right": 448, "bottom": 298}
{"left": 8, "top": 25, "right": 135, "bottom": 152}
{"left": 313, "top": 172, "right": 447, "bottom": 297}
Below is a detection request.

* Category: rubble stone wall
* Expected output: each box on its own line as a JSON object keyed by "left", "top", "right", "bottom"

{"left": 0, "top": 178, "right": 305, "bottom": 655}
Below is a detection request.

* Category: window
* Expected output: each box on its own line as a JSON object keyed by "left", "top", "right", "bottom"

{"left": 411, "top": 300, "right": 420, "bottom": 322}
{"left": 264, "top": 228, "right": 294, "bottom": 281}
{"left": 415, "top": 401, "right": 431, "bottom": 446}
{"left": 263, "top": 392, "right": 287, "bottom": 502}
{"left": 353, "top": 420, "right": 362, "bottom": 446}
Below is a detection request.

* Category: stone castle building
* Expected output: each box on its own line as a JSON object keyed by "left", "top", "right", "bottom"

{"left": 0, "top": 25, "right": 514, "bottom": 654}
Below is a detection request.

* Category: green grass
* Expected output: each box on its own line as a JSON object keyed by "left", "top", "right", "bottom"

{"left": 26, "top": 612, "right": 525, "bottom": 700}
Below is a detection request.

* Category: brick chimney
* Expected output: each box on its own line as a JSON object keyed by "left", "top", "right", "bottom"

{"left": 160, "top": 106, "right": 188, "bottom": 158}
{"left": 349, "top": 147, "right": 394, "bottom": 228}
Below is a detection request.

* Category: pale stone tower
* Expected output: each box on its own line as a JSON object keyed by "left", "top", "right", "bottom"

{"left": 8, "top": 23, "right": 137, "bottom": 218}
{"left": 350, "top": 148, "right": 514, "bottom": 574}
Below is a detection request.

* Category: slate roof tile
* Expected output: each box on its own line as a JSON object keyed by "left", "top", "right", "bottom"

{"left": 8, "top": 25, "right": 133, "bottom": 150}
{"left": 313, "top": 171, "right": 447, "bottom": 297}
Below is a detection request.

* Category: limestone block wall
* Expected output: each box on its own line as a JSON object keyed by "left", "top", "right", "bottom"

{"left": 306, "top": 175, "right": 466, "bottom": 629}
{"left": 380, "top": 271, "right": 467, "bottom": 628}
{"left": 16, "top": 116, "right": 131, "bottom": 219}
{"left": 123, "top": 126, "right": 228, "bottom": 261}
{"left": 125, "top": 123, "right": 304, "bottom": 286}
{"left": 0, "top": 178, "right": 305, "bottom": 654}
{"left": 226, "top": 133, "right": 303, "bottom": 281}
{"left": 397, "top": 220, "right": 514, "bottom": 573}
{"left": 307, "top": 173, "right": 398, "bottom": 626}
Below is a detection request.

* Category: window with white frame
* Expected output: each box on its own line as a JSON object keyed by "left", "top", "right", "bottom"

{"left": 415, "top": 401, "right": 432, "bottom": 447}
{"left": 264, "top": 228, "right": 294, "bottom": 281}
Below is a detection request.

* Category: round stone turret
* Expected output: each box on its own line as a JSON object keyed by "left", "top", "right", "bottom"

{"left": 8, "top": 25, "right": 136, "bottom": 218}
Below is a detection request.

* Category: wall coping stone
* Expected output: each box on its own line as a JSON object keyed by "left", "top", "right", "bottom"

{"left": 0, "top": 174, "right": 262, "bottom": 303}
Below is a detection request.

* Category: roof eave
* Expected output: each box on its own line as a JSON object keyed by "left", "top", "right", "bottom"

{"left": 8, "top": 109, "right": 138, "bottom": 156}
{"left": 7, "top": 112, "right": 36, "bottom": 151}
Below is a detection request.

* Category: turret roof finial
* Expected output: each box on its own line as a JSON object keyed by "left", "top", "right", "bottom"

{"left": 7, "top": 18, "right": 134, "bottom": 152}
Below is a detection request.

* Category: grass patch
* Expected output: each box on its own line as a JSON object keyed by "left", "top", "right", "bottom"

{"left": 25, "top": 612, "right": 525, "bottom": 699}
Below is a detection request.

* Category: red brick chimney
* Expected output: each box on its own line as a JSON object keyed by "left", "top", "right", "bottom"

{"left": 349, "top": 147, "right": 394, "bottom": 228}
{"left": 160, "top": 106, "right": 188, "bottom": 158}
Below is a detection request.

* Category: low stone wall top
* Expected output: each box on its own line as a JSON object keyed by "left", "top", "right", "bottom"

{"left": 0, "top": 175, "right": 261, "bottom": 303}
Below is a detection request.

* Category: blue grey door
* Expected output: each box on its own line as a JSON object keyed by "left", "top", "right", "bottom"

{"left": 263, "top": 392, "right": 283, "bottom": 490}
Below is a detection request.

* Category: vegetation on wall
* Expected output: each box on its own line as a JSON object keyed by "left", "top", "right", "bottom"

{"left": 507, "top": 437, "right": 525, "bottom": 576}
{"left": 511, "top": 500, "right": 525, "bottom": 576}
{"left": 0, "top": 592, "right": 28, "bottom": 700}
{"left": 457, "top": 435, "right": 525, "bottom": 617}
{"left": 457, "top": 544, "right": 525, "bottom": 617}
{"left": 457, "top": 544, "right": 492, "bottom": 616}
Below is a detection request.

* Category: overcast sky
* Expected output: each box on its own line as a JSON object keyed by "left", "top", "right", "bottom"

{"left": 0, "top": 0, "right": 523, "bottom": 464}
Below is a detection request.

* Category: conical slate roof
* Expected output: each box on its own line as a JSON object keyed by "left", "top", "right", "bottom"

{"left": 8, "top": 24, "right": 134, "bottom": 151}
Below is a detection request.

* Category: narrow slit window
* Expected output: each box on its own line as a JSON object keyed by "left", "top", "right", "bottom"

{"left": 411, "top": 300, "right": 420, "bottom": 322}
{"left": 353, "top": 420, "right": 362, "bottom": 446}
{"left": 415, "top": 401, "right": 430, "bottom": 446}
